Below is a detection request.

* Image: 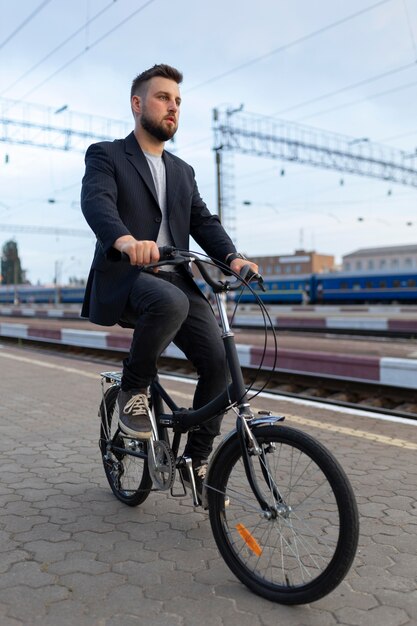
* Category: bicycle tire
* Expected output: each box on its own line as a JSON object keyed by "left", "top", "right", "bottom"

{"left": 207, "top": 424, "right": 359, "bottom": 604}
{"left": 99, "top": 385, "right": 152, "bottom": 506}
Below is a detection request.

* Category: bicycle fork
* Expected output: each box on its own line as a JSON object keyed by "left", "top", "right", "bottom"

{"left": 237, "top": 416, "right": 288, "bottom": 519}
{"left": 215, "top": 291, "right": 286, "bottom": 516}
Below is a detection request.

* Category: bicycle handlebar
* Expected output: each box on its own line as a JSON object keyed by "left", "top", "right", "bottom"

{"left": 193, "top": 256, "right": 264, "bottom": 293}
{"left": 120, "top": 246, "right": 264, "bottom": 293}
{"left": 120, "top": 245, "right": 176, "bottom": 265}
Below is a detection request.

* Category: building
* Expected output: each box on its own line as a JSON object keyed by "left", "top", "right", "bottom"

{"left": 342, "top": 244, "right": 417, "bottom": 273}
{"left": 249, "top": 250, "right": 335, "bottom": 276}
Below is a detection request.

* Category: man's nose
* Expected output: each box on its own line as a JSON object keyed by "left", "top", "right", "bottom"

{"left": 168, "top": 100, "right": 178, "bottom": 112}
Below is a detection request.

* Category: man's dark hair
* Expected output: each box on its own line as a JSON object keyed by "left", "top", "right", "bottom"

{"left": 131, "top": 64, "right": 183, "bottom": 99}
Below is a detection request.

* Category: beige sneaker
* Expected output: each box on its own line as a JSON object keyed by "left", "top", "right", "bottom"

{"left": 118, "top": 389, "right": 152, "bottom": 439}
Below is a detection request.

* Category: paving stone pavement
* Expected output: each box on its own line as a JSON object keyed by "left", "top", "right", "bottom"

{"left": 0, "top": 344, "right": 416, "bottom": 625}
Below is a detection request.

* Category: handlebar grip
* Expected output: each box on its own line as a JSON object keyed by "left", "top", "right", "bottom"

{"left": 158, "top": 245, "right": 176, "bottom": 261}
{"left": 120, "top": 245, "right": 176, "bottom": 264}
{"left": 239, "top": 265, "right": 252, "bottom": 282}
{"left": 239, "top": 265, "right": 265, "bottom": 290}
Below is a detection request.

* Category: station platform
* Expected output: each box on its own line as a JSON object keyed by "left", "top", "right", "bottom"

{"left": 2, "top": 303, "right": 417, "bottom": 334}
{"left": 235, "top": 306, "right": 417, "bottom": 334}
{"left": 1, "top": 318, "right": 416, "bottom": 391}
{"left": 0, "top": 343, "right": 416, "bottom": 625}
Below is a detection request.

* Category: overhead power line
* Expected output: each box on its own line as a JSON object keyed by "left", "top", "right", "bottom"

{"left": 5, "top": 0, "right": 157, "bottom": 112}
{"left": 0, "top": 0, "right": 117, "bottom": 98}
{"left": 0, "top": 0, "right": 53, "bottom": 52}
{"left": 271, "top": 61, "right": 417, "bottom": 117}
{"left": 0, "top": 224, "right": 93, "bottom": 238}
{"left": 185, "top": 0, "right": 393, "bottom": 93}
{"left": 296, "top": 74, "right": 417, "bottom": 122}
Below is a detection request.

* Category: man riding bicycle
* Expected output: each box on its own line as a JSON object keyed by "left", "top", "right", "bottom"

{"left": 81, "top": 64, "right": 257, "bottom": 499}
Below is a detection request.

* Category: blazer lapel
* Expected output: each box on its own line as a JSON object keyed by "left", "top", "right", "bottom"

{"left": 163, "top": 150, "right": 181, "bottom": 216}
{"left": 124, "top": 132, "right": 159, "bottom": 206}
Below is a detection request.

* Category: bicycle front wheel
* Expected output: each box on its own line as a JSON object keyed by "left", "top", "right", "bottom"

{"left": 207, "top": 424, "right": 359, "bottom": 604}
{"left": 99, "top": 385, "right": 152, "bottom": 506}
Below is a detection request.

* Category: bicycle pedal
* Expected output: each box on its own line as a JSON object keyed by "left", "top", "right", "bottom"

{"left": 170, "top": 477, "right": 187, "bottom": 498}
{"left": 177, "top": 456, "right": 200, "bottom": 507}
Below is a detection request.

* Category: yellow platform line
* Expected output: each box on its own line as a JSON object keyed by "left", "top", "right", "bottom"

{"left": 279, "top": 413, "right": 417, "bottom": 450}
{"left": 0, "top": 350, "right": 99, "bottom": 379}
{"left": 1, "top": 350, "right": 416, "bottom": 450}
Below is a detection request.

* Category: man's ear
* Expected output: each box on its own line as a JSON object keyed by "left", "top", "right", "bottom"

{"left": 131, "top": 95, "right": 141, "bottom": 115}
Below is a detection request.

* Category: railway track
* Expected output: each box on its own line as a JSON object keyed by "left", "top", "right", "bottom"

{"left": 164, "top": 357, "right": 417, "bottom": 420}
{"left": 238, "top": 324, "right": 417, "bottom": 339}
{"left": 2, "top": 308, "right": 417, "bottom": 338}
{"left": 2, "top": 336, "right": 416, "bottom": 420}
{"left": 244, "top": 369, "right": 417, "bottom": 420}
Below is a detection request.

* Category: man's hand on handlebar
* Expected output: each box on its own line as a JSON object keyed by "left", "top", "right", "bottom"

{"left": 111, "top": 241, "right": 263, "bottom": 291}
{"left": 231, "top": 259, "right": 265, "bottom": 291}
{"left": 229, "top": 257, "right": 259, "bottom": 277}
{"left": 114, "top": 236, "right": 160, "bottom": 268}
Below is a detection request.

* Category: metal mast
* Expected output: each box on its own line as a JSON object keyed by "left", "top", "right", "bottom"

{"left": 0, "top": 97, "right": 131, "bottom": 152}
{"left": 213, "top": 105, "right": 417, "bottom": 244}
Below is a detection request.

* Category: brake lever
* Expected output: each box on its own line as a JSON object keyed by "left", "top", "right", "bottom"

{"left": 240, "top": 265, "right": 265, "bottom": 291}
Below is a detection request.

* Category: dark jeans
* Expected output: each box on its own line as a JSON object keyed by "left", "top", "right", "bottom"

{"left": 120, "top": 269, "right": 228, "bottom": 461}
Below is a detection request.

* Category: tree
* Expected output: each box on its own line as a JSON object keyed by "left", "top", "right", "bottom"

{"left": 1, "top": 240, "right": 23, "bottom": 285}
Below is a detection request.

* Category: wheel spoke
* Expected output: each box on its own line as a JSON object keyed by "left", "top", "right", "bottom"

{"left": 208, "top": 425, "right": 359, "bottom": 604}
{"left": 99, "top": 386, "right": 152, "bottom": 506}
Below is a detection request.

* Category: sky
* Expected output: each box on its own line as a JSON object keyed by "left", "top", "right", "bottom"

{"left": 0, "top": 0, "right": 417, "bottom": 284}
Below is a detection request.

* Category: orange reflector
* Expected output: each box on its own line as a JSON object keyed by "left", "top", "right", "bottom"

{"left": 235, "top": 523, "right": 263, "bottom": 556}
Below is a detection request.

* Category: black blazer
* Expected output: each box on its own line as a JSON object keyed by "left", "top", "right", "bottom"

{"left": 81, "top": 132, "right": 236, "bottom": 326}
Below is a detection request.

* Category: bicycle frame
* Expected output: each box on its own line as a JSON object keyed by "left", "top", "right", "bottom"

{"left": 152, "top": 289, "right": 285, "bottom": 512}
{"left": 101, "top": 252, "right": 285, "bottom": 512}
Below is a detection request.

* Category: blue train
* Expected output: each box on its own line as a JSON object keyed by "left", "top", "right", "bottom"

{"left": 0, "top": 285, "right": 85, "bottom": 305}
{"left": 235, "top": 269, "right": 417, "bottom": 305}
{"left": 1, "top": 269, "right": 416, "bottom": 305}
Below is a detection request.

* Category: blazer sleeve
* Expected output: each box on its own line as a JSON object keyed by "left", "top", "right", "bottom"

{"left": 189, "top": 176, "right": 236, "bottom": 264}
{"left": 81, "top": 143, "right": 131, "bottom": 255}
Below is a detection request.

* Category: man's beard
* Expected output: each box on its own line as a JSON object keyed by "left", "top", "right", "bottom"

{"left": 141, "top": 110, "right": 177, "bottom": 142}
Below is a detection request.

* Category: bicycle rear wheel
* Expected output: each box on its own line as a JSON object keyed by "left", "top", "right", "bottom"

{"left": 207, "top": 424, "right": 359, "bottom": 604}
{"left": 99, "top": 385, "right": 152, "bottom": 506}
